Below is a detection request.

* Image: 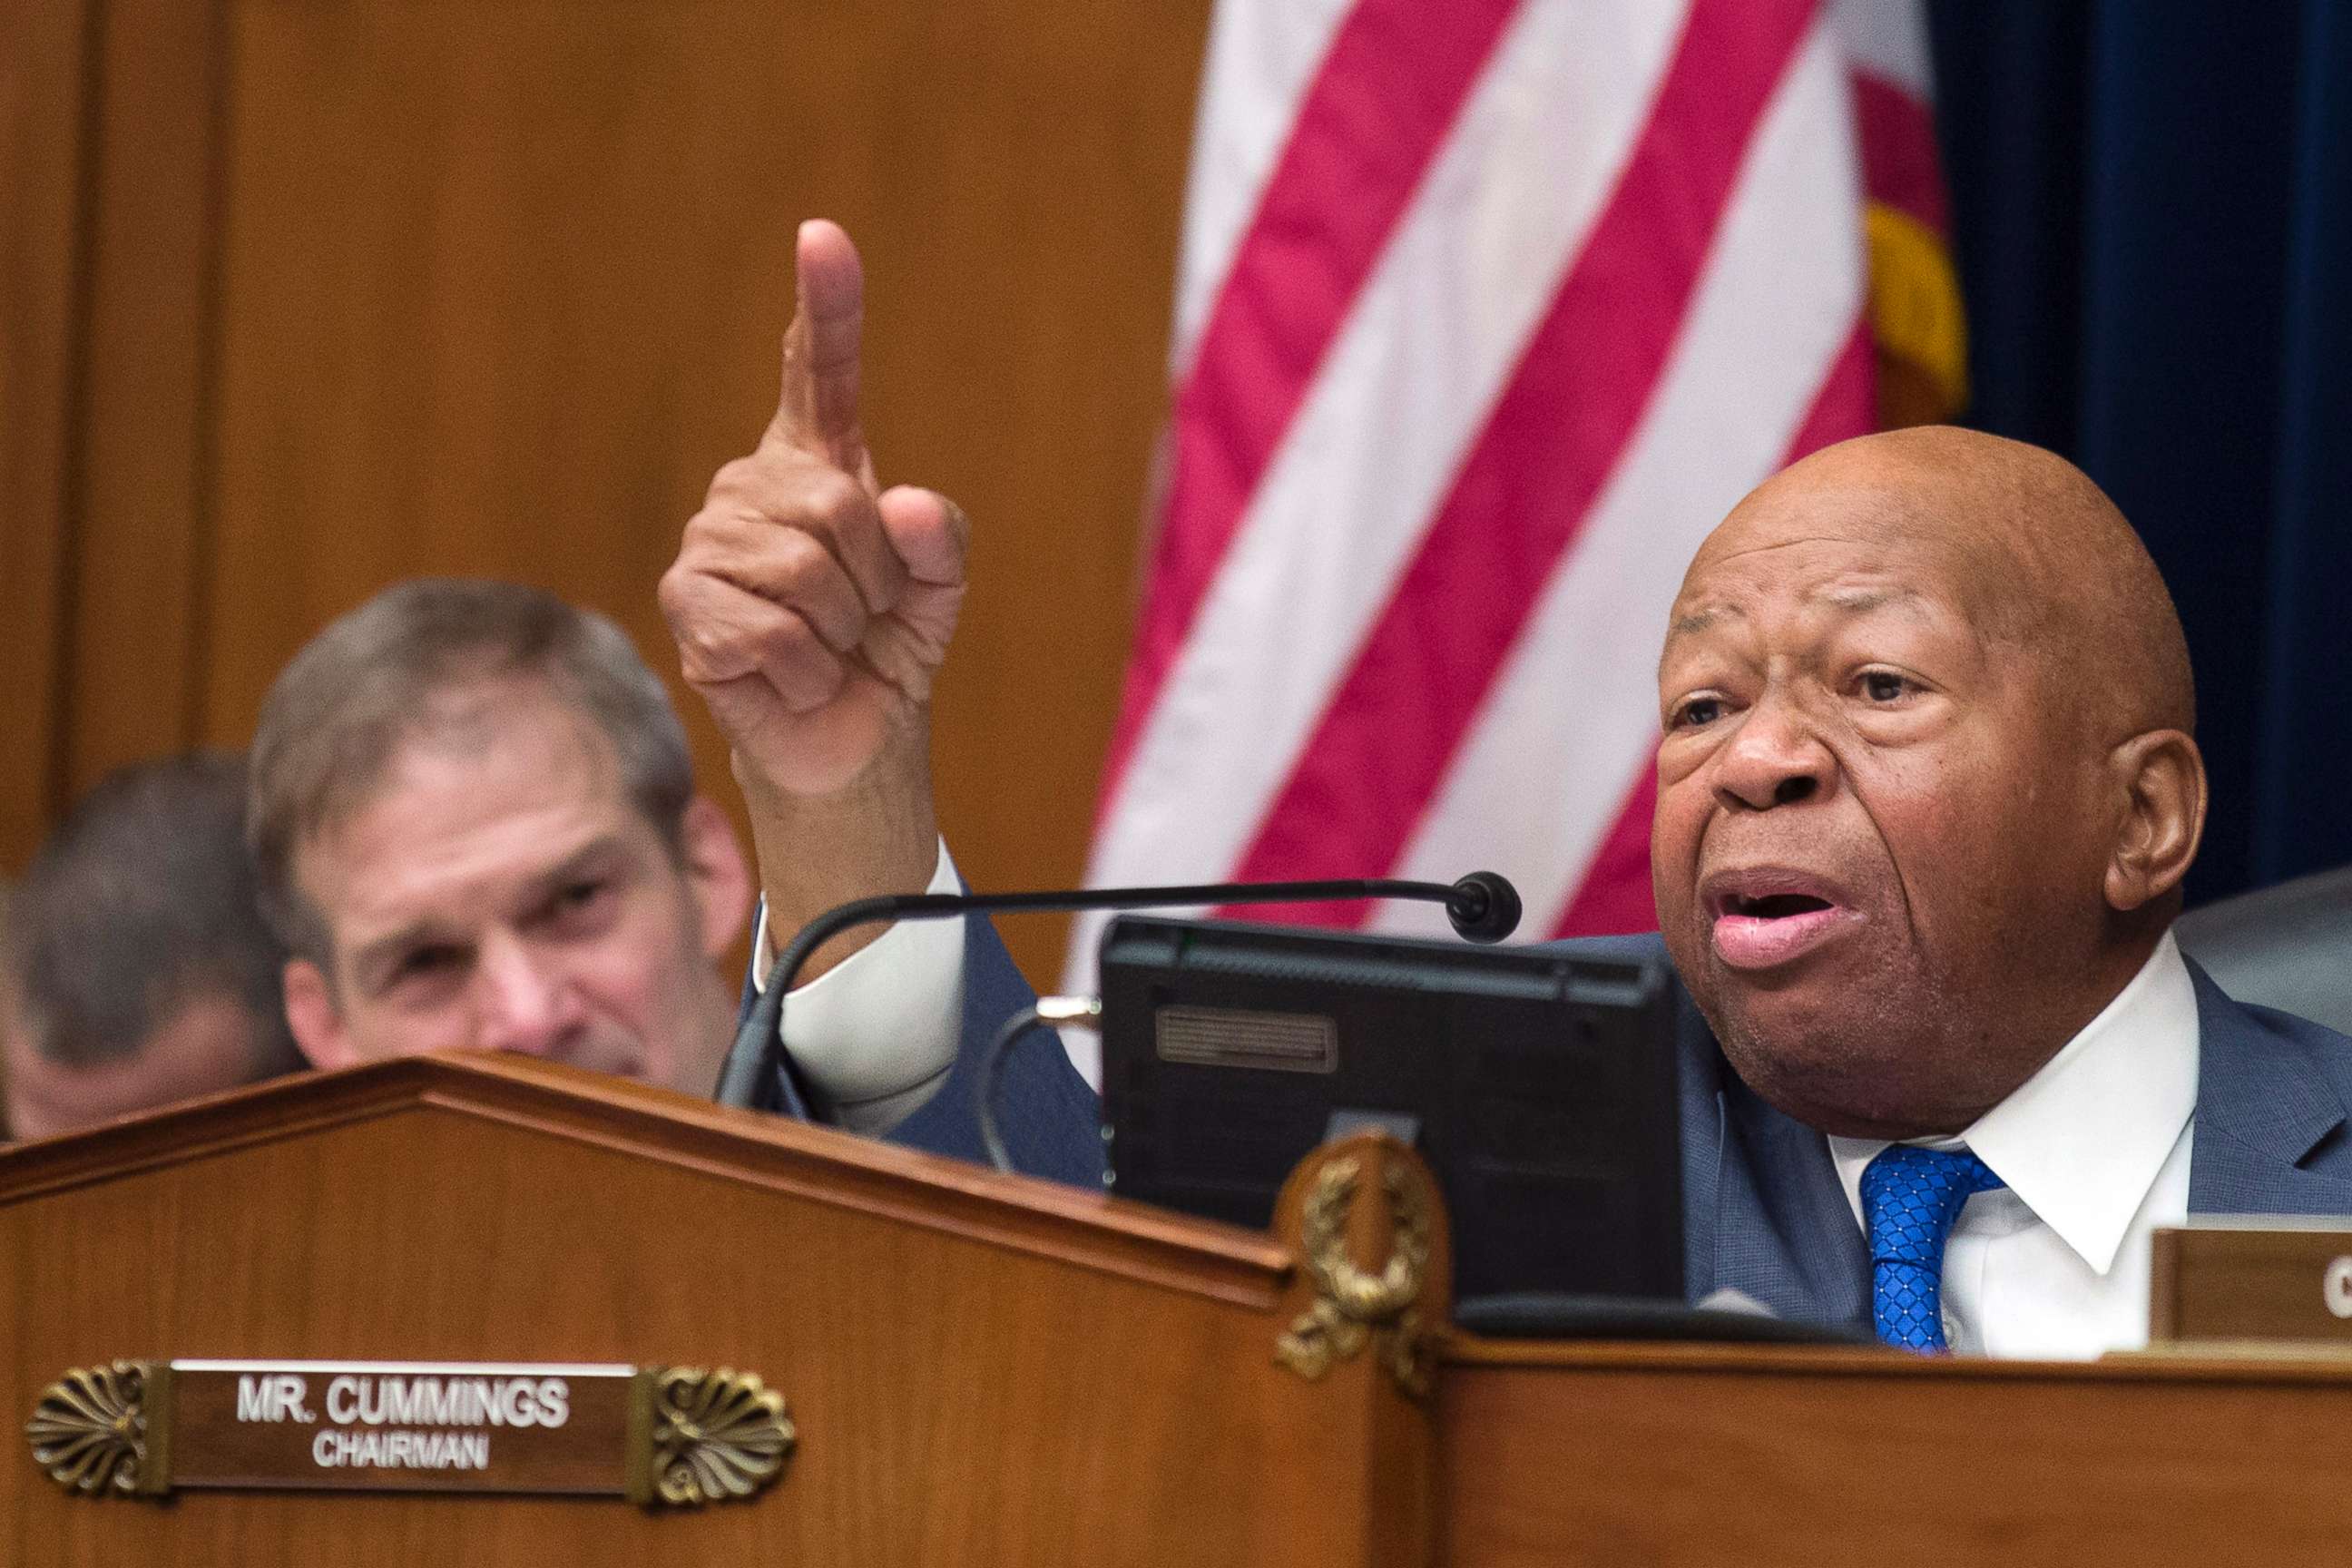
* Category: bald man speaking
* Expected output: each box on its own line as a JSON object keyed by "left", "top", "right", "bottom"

{"left": 664, "top": 222, "right": 2352, "bottom": 1358}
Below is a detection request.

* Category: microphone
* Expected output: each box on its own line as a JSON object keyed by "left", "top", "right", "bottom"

{"left": 712, "top": 870, "right": 1523, "bottom": 1110}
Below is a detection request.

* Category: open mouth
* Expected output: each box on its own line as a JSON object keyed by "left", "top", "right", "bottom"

{"left": 1720, "top": 891, "right": 1835, "bottom": 920}
{"left": 1706, "top": 877, "right": 1855, "bottom": 970}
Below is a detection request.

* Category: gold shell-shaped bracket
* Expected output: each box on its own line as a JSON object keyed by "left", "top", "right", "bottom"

{"left": 627, "top": 1366, "right": 796, "bottom": 1509}
{"left": 1275, "top": 1147, "right": 1436, "bottom": 1398}
{"left": 25, "top": 1360, "right": 172, "bottom": 1498}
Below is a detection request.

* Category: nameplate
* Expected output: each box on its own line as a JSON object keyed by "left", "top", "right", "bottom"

{"left": 2150, "top": 1222, "right": 2352, "bottom": 1348}
{"left": 24, "top": 1359, "right": 793, "bottom": 1507}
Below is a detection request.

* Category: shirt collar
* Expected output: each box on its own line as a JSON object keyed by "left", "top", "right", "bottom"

{"left": 1828, "top": 931, "right": 2200, "bottom": 1275}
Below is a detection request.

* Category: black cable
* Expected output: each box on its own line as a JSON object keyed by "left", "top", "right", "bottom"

{"left": 975, "top": 1006, "right": 1044, "bottom": 1174}
{"left": 975, "top": 996, "right": 1101, "bottom": 1175}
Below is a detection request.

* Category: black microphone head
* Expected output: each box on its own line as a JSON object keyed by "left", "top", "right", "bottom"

{"left": 1446, "top": 871, "right": 1522, "bottom": 943}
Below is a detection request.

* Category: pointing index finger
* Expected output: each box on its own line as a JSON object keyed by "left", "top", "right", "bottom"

{"left": 769, "top": 219, "right": 868, "bottom": 472}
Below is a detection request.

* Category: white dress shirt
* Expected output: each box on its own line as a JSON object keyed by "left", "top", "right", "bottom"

{"left": 1828, "top": 932, "right": 2200, "bottom": 1359}
{"left": 750, "top": 838, "right": 966, "bottom": 1133}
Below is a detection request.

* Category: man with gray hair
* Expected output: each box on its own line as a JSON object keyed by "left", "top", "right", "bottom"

{"left": 247, "top": 579, "right": 762, "bottom": 1093}
{"left": 4, "top": 753, "right": 305, "bottom": 1141}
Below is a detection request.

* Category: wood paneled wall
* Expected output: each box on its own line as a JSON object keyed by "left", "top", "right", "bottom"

{"left": 0, "top": 0, "right": 91, "bottom": 873}
{"left": 1, "top": 0, "right": 1212, "bottom": 984}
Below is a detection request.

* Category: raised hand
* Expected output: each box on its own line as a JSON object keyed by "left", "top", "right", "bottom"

{"left": 662, "top": 220, "right": 966, "bottom": 804}
{"left": 660, "top": 221, "right": 961, "bottom": 954}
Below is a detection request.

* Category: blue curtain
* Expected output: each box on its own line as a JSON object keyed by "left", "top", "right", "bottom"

{"left": 1929, "top": 1, "right": 2352, "bottom": 903}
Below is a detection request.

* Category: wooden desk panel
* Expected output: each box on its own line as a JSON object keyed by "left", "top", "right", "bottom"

{"left": 21, "top": 1058, "right": 2352, "bottom": 1566}
{"left": 2, "top": 1057, "right": 1434, "bottom": 1567}
{"left": 1438, "top": 1339, "right": 2352, "bottom": 1567}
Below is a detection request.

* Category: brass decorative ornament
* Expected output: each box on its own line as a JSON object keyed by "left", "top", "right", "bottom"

{"left": 628, "top": 1367, "right": 796, "bottom": 1508}
{"left": 1275, "top": 1154, "right": 1433, "bottom": 1397}
{"left": 25, "top": 1360, "right": 170, "bottom": 1497}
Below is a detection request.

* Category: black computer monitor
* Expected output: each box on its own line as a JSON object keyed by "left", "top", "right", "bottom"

{"left": 1095, "top": 916, "right": 1684, "bottom": 1304}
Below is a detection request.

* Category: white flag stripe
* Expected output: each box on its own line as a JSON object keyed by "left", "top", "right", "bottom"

{"left": 1063, "top": 0, "right": 1693, "bottom": 1071}
{"left": 1828, "top": 0, "right": 1934, "bottom": 98}
{"left": 1083, "top": 0, "right": 1691, "bottom": 904}
{"left": 1371, "top": 21, "right": 1867, "bottom": 938}
{"left": 1169, "top": 0, "right": 1363, "bottom": 376}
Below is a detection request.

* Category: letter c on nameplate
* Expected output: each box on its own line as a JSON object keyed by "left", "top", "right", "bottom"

{"left": 2324, "top": 1256, "right": 2352, "bottom": 1319}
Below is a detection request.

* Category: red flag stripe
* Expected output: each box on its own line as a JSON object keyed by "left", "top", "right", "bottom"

{"left": 1779, "top": 309, "right": 1878, "bottom": 471}
{"left": 1095, "top": 0, "right": 1528, "bottom": 822}
{"left": 1849, "top": 68, "right": 1948, "bottom": 234}
{"left": 1546, "top": 310, "right": 1876, "bottom": 938}
{"left": 1552, "top": 769, "right": 1662, "bottom": 936}
{"left": 1220, "top": 0, "right": 1821, "bottom": 914}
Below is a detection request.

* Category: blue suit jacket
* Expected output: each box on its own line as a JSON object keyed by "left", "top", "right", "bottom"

{"left": 779, "top": 923, "right": 2352, "bottom": 1323}
{"left": 1578, "top": 935, "right": 2352, "bottom": 1328}
{"left": 747, "top": 910, "right": 1105, "bottom": 1185}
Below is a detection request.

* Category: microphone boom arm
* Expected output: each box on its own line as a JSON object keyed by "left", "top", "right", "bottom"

{"left": 713, "top": 874, "right": 1518, "bottom": 1111}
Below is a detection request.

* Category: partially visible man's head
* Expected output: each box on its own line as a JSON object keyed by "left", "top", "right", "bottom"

{"left": 3, "top": 753, "right": 305, "bottom": 1141}
{"left": 1651, "top": 427, "right": 2204, "bottom": 1141}
{"left": 248, "top": 581, "right": 750, "bottom": 1093}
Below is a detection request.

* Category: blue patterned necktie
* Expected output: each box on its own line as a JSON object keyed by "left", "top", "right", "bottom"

{"left": 1862, "top": 1144, "right": 2006, "bottom": 1352}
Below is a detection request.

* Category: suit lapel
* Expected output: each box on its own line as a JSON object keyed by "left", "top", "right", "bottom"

{"left": 1715, "top": 1073, "right": 1871, "bottom": 1327}
{"left": 1677, "top": 994, "right": 1869, "bottom": 1328}
{"left": 2186, "top": 961, "right": 2352, "bottom": 1216}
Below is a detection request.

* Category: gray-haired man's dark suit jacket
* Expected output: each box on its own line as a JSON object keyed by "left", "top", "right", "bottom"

{"left": 775, "top": 922, "right": 2352, "bottom": 1332}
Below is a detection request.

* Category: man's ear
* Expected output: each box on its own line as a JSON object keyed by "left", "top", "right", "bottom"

{"left": 680, "top": 795, "right": 752, "bottom": 960}
{"left": 282, "top": 958, "right": 358, "bottom": 1071}
{"left": 2104, "top": 729, "right": 2207, "bottom": 913}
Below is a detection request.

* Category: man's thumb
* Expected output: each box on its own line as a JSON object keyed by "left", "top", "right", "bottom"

{"left": 876, "top": 485, "right": 968, "bottom": 589}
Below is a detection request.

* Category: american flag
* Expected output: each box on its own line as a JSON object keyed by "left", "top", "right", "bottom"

{"left": 1062, "top": 0, "right": 1958, "bottom": 1082}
